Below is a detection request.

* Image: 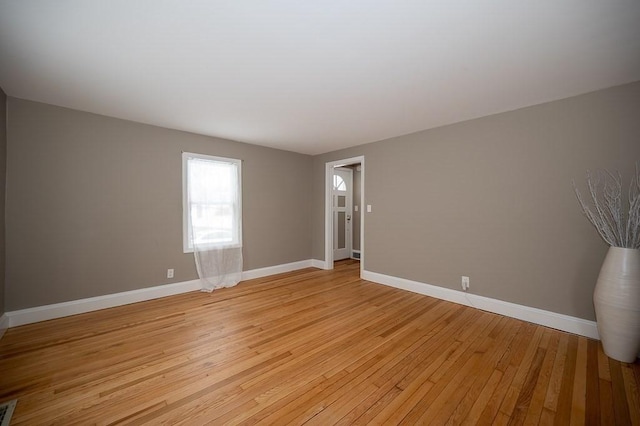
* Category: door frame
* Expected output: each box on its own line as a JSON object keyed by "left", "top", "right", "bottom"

{"left": 324, "top": 155, "right": 365, "bottom": 276}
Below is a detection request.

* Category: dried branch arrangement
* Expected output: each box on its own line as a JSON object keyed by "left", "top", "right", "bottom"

{"left": 573, "top": 163, "right": 640, "bottom": 249}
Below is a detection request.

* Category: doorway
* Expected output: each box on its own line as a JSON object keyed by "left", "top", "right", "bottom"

{"left": 332, "top": 167, "right": 353, "bottom": 261}
{"left": 324, "top": 156, "right": 365, "bottom": 276}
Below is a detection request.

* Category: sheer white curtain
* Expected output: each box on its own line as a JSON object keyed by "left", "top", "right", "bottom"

{"left": 193, "top": 245, "right": 243, "bottom": 291}
{"left": 184, "top": 153, "right": 242, "bottom": 292}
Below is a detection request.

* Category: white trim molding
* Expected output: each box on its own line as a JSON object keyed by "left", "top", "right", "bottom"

{"left": 240, "top": 259, "right": 315, "bottom": 280}
{"left": 311, "top": 259, "right": 328, "bottom": 270}
{"left": 6, "top": 279, "right": 202, "bottom": 328}
{"left": 362, "top": 270, "right": 599, "bottom": 340}
{"left": 0, "top": 313, "right": 8, "bottom": 340}
{"left": 4, "top": 259, "right": 327, "bottom": 329}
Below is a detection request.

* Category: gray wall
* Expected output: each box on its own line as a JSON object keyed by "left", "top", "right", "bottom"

{"left": 5, "top": 98, "right": 313, "bottom": 310}
{"left": 0, "top": 87, "right": 6, "bottom": 316}
{"left": 312, "top": 81, "right": 640, "bottom": 321}
{"left": 5, "top": 81, "right": 640, "bottom": 320}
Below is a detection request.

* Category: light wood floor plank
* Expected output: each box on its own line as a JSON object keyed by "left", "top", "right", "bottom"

{"left": 0, "top": 259, "right": 638, "bottom": 425}
{"left": 569, "top": 337, "right": 588, "bottom": 425}
{"left": 621, "top": 362, "right": 640, "bottom": 426}
{"left": 554, "top": 334, "right": 579, "bottom": 425}
{"left": 498, "top": 326, "right": 545, "bottom": 420}
{"left": 475, "top": 324, "right": 534, "bottom": 424}
{"left": 523, "top": 331, "right": 560, "bottom": 425}
{"left": 399, "top": 316, "right": 504, "bottom": 424}
{"left": 610, "top": 356, "right": 633, "bottom": 426}
{"left": 584, "top": 339, "right": 601, "bottom": 426}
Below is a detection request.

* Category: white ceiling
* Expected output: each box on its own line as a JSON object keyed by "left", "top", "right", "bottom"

{"left": 1, "top": 1, "right": 639, "bottom": 155}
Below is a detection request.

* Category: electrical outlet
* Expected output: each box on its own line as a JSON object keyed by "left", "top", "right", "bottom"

{"left": 461, "top": 276, "right": 470, "bottom": 291}
{"left": 167, "top": 269, "right": 174, "bottom": 279}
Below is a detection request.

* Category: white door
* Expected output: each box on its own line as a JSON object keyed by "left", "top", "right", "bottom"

{"left": 333, "top": 167, "right": 353, "bottom": 261}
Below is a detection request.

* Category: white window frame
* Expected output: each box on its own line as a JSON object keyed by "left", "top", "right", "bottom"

{"left": 182, "top": 152, "right": 242, "bottom": 253}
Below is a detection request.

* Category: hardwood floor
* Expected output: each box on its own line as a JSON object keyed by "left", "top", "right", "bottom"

{"left": 0, "top": 260, "right": 638, "bottom": 425}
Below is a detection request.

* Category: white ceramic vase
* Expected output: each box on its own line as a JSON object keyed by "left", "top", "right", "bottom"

{"left": 593, "top": 246, "right": 640, "bottom": 363}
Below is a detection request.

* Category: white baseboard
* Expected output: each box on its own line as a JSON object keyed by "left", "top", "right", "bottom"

{"left": 241, "top": 259, "right": 314, "bottom": 280}
{"left": 311, "top": 259, "right": 328, "bottom": 269}
{"left": 4, "top": 259, "right": 323, "bottom": 329}
{"left": 362, "top": 270, "right": 599, "bottom": 340}
{"left": 6, "top": 279, "right": 203, "bottom": 328}
{"left": 0, "top": 313, "right": 8, "bottom": 340}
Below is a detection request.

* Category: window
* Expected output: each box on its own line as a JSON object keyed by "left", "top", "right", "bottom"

{"left": 182, "top": 152, "right": 242, "bottom": 252}
{"left": 333, "top": 175, "right": 346, "bottom": 191}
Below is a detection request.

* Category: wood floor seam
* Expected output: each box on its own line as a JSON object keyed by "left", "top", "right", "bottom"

{"left": 0, "top": 259, "right": 637, "bottom": 425}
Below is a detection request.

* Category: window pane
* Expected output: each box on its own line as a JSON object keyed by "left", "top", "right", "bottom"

{"left": 190, "top": 203, "right": 233, "bottom": 244}
{"left": 183, "top": 153, "right": 241, "bottom": 252}
{"left": 333, "top": 175, "right": 346, "bottom": 191}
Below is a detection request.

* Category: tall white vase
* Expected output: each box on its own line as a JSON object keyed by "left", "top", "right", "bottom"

{"left": 593, "top": 246, "right": 640, "bottom": 363}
